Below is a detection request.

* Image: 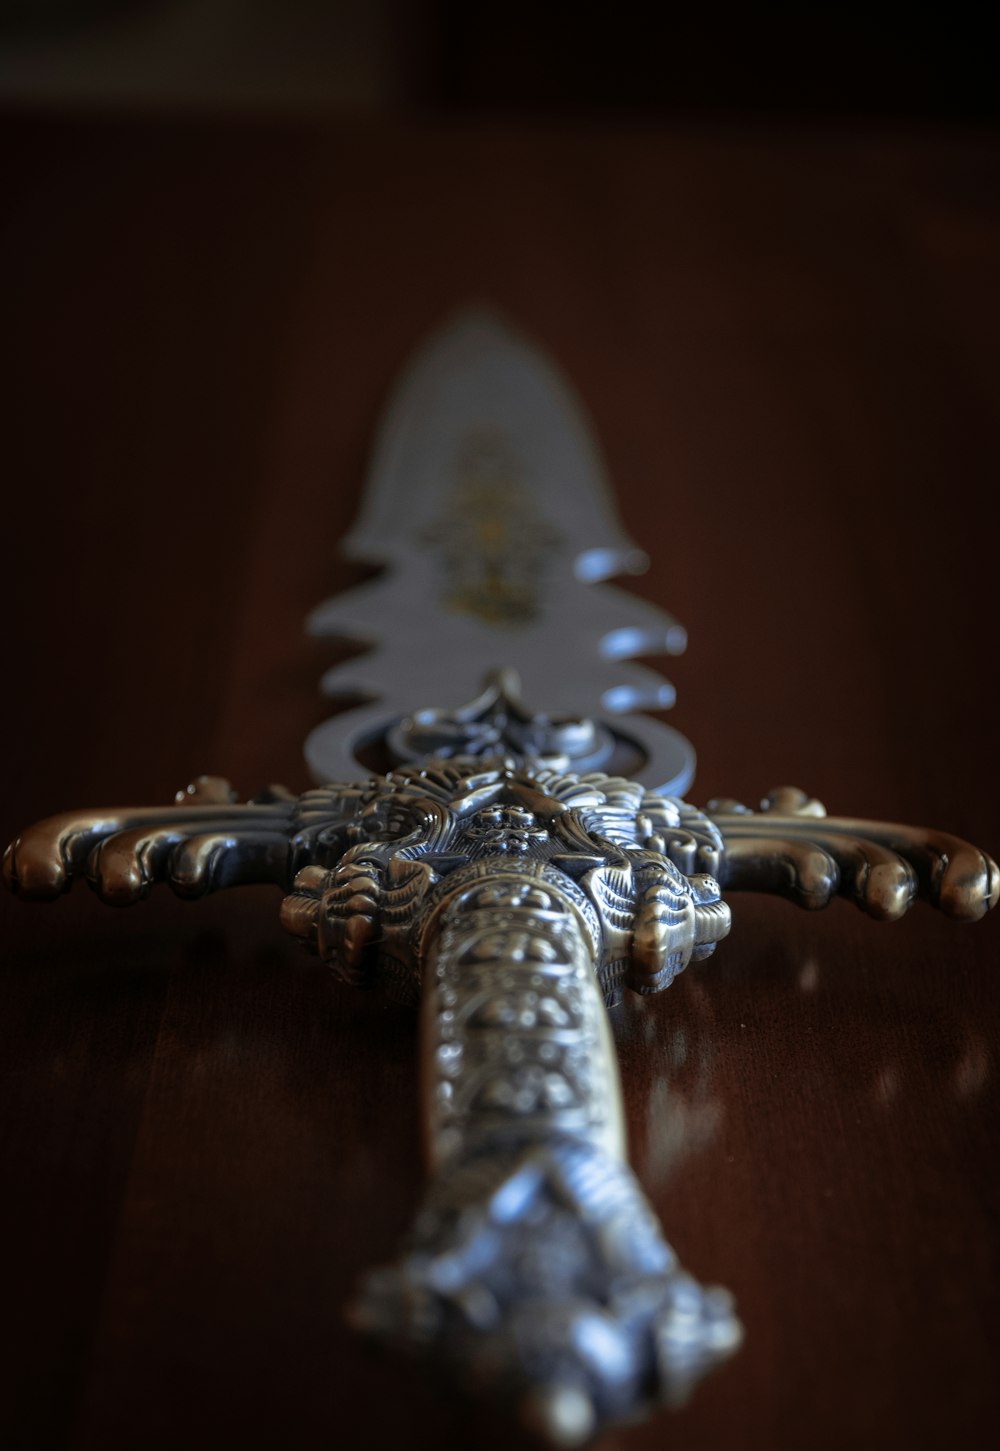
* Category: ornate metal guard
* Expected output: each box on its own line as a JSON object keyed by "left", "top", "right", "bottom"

{"left": 5, "top": 754, "right": 995, "bottom": 1439}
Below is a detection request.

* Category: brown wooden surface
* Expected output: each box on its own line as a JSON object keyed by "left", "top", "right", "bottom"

{"left": 2, "top": 114, "right": 999, "bottom": 1451}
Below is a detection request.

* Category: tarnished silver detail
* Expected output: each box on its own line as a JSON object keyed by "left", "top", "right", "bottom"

{"left": 305, "top": 313, "right": 695, "bottom": 792}
{"left": 708, "top": 786, "right": 999, "bottom": 920}
{"left": 5, "top": 759, "right": 998, "bottom": 1438}
{"left": 9, "top": 773, "right": 991, "bottom": 927}
{"left": 422, "top": 861, "right": 619, "bottom": 1165}
{"left": 355, "top": 1142, "right": 741, "bottom": 1442}
{"left": 386, "top": 668, "right": 616, "bottom": 772}
{"left": 282, "top": 759, "right": 738, "bottom": 1435}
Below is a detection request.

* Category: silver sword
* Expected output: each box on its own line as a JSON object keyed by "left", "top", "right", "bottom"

{"left": 5, "top": 313, "right": 997, "bottom": 1444}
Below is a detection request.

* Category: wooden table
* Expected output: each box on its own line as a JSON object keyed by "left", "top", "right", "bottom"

{"left": 2, "top": 113, "right": 998, "bottom": 1450}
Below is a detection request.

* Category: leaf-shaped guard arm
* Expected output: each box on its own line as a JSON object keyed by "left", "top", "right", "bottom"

{"left": 706, "top": 786, "right": 999, "bottom": 922}
{"left": 7, "top": 772, "right": 995, "bottom": 930}
{"left": 2, "top": 776, "right": 370, "bottom": 905}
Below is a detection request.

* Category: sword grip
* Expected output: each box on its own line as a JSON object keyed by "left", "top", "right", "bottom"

{"left": 354, "top": 861, "right": 740, "bottom": 1443}
{"left": 420, "top": 865, "right": 626, "bottom": 1172}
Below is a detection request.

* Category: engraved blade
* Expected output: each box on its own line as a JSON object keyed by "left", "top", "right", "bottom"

{"left": 305, "top": 312, "right": 695, "bottom": 791}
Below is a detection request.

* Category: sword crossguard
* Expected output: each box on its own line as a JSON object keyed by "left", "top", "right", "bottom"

{"left": 5, "top": 761, "right": 996, "bottom": 1440}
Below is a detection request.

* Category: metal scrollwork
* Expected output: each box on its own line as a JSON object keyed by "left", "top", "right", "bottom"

{"left": 278, "top": 760, "right": 740, "bottom": 1436}
{"left": 708, "top": 787, "right": 998, "bottom": 920}
{"left": 386, "top": 668, "right": 617, "bottom": 773}
{"left": 5, "top": 759, "right": 997, "bottom": 1441}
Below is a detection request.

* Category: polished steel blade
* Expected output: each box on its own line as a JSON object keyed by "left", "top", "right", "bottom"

{"left": 305, "top": 312, "right": 695, "bottom": 791}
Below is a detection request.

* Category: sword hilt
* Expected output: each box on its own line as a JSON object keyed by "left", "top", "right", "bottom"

{"left": 354, "top": 858, "right": 740, "bottom": 1442}
{"left": 8, "top": 758, "right": 994, "bottom": 1440}
{"left": 279, "top": 767, "right": 739, "bottom": 1441}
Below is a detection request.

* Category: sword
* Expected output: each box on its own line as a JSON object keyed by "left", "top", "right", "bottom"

{"left": 5, "top": 313, "right": 996, "bottom": 1444}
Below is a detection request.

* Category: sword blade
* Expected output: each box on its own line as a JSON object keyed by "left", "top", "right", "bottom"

{"left": 304, "top": 312, "right": 695, "bottom": 792}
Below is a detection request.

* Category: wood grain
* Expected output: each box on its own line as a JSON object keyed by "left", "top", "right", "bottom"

{"left": 2, "top": 114, "right": 998, "bottom": 1450}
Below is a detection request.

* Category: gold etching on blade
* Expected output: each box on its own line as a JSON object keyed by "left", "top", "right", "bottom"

{"left": 423, "top": 431, "right": 564, "bottom": 626}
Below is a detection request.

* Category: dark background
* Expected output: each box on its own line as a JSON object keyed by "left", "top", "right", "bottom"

{"left": 2, "top": 6, "right": 999, "bottom": 1451}
{"left": 1, "top": 1, "right": 999, "bottom": 121}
